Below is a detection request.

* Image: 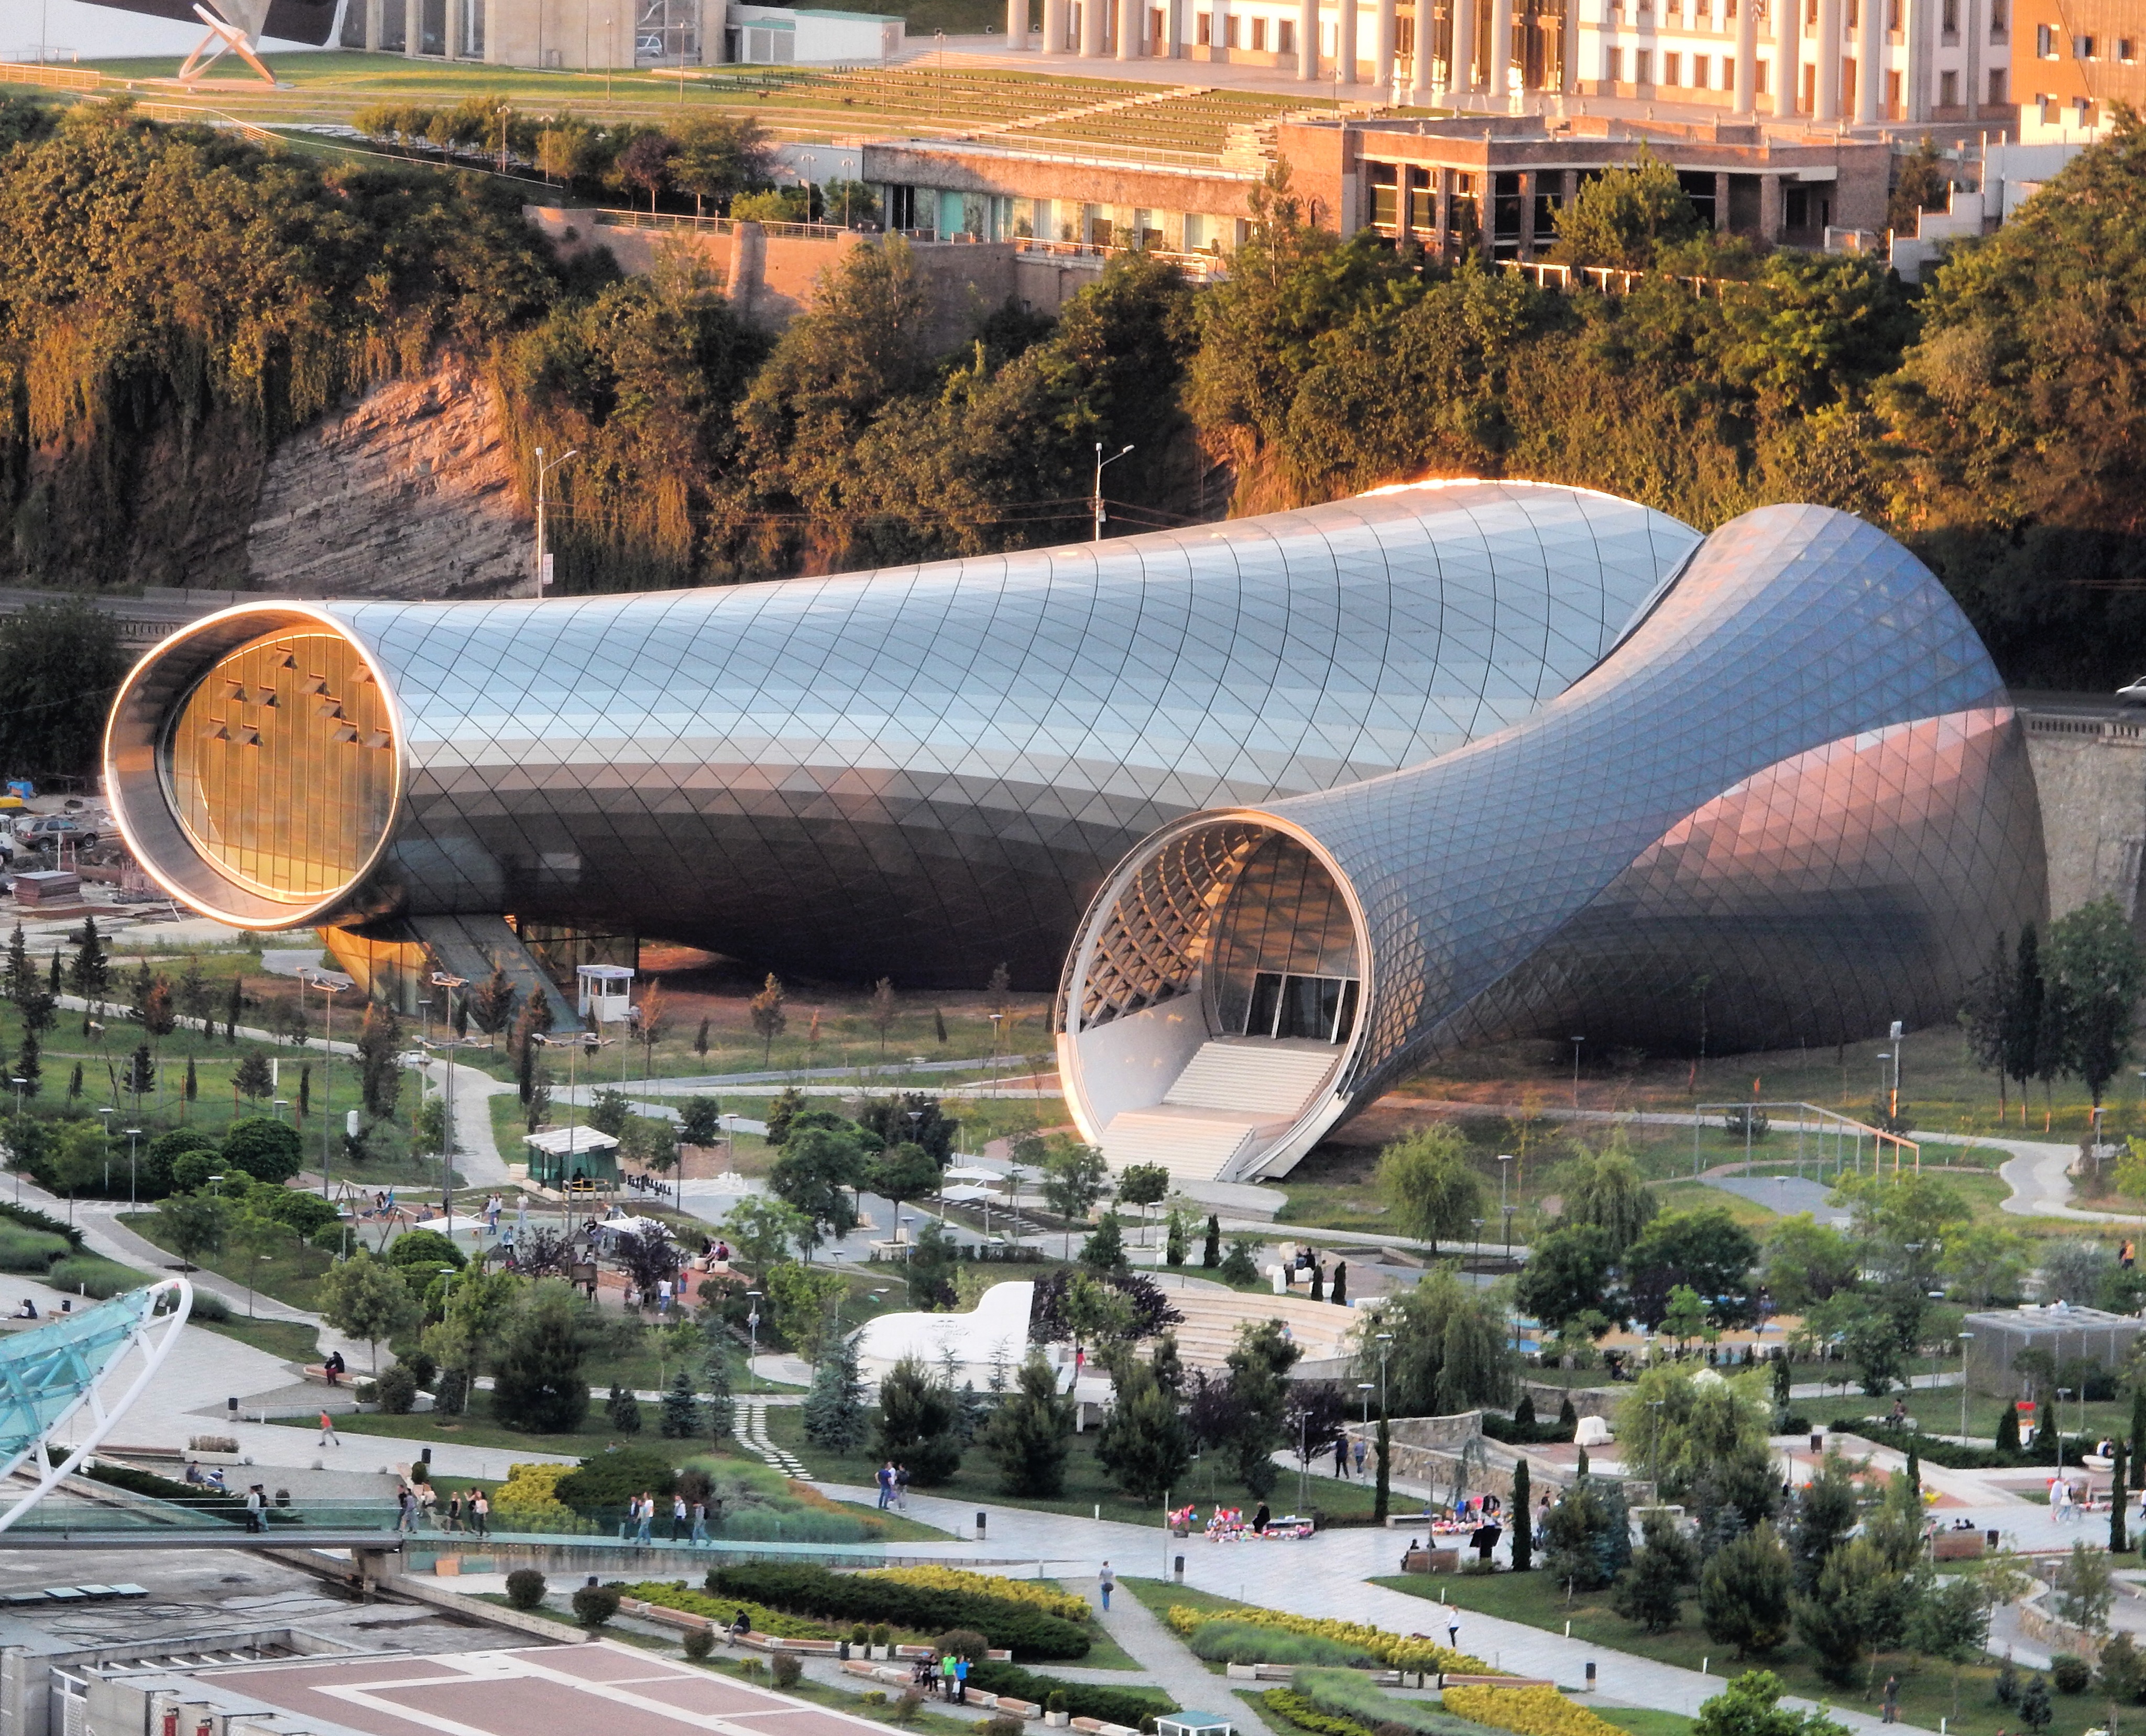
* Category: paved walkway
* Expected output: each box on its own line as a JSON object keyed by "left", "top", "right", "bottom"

{"left": 1088, "top": 1569, "right": 1275, "bottom": 1734}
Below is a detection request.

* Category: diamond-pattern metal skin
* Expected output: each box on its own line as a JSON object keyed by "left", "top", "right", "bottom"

{"left": 104, "top": 482, "right": 1696, "bottom": 988}
{"left": 1058, "top": 505, "right": 2047, "bottom": 1176}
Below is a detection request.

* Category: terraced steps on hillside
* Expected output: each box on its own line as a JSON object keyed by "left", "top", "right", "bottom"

{"left": 1162, "top": 1285, "right": 1361, "bottom": 1369}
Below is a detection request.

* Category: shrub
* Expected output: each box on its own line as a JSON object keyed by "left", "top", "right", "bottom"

{"left": 626, "top": 1583, "right": 837, "bottom": 1639}
{"left": 966, "top": 1663, "right": 1173, "bottom": 1728}
{"left": 1293, "top": 1671, "right": 1481, "bottom": 1736}
{"left": 222, "top": 1116, "right": 304, "bottom": 1184}
{"left": 0, "top": 1199, "right": 81, "bottom": 1249}
{"left": 387, "top": 1226, "right": 467, "bottom": 1272}
{"left": 1441, "top": 1686, "right": 1626, "bottom": 1736}
{"left": 187, "top": 1288, "right": 231, "bottom": 1322}
{"left": 861, "top": 1693, "right": 888, "bottom": 1707}
{"left": 868, "top": 1566, "right": 1089, "bottom": 1622}
{"left": 1163, "top": 1607, "right": 1482, "bottom": 1675}
{"left": 572, "top": 1585, "right": 622, "bottom": 1628}
{"left": 555, "top": 1445, "right": 680, "bottom": 1514}
{"left": 2050, "top": 1653, "right": 2093, "bottom": 1694}
{"left": 707, "top": 1563, "right": 1089, "bottom": 1660}
{"left": 893, "top": 1689, "right": 926, "bottom": 1724}
{"left": 740, "top": 1659, "right": 768, "bottom": 1679}
{"left": 48, "top": 1255, "right": 143, "bottom": 1299}
{"left": 1187, "top": 1622, "right": 1376, "bottom": 1667}
{"left": 987, "top": 1719, "right": 1024, "bottom": 1736}
{"left": 869, "top": 1623, "right": 892, "bottom": 1647}
{"left": 936, "top": 1629, "right": 990, "bottom": 1660}
{"left": 684, "top": 1629, "right": 715, "bottom": 1662}
{"left": 375, "top": 1364, "right": 420, "bottom": 1414}
{"left": 772, "top": 1653, "right": 803, "bottom": 1688}
{"left": 0, "top": 1224, "right": 68, "bottom": 1271}
{"left": 505, "top": 1568, "right": 548, "bottom": 1611}
{"left": 1260, "top": 1688, "right": 1375, "bottom": 1736}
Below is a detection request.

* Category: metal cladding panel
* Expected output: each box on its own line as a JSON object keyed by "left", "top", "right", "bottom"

{"left": 1251, "top": 504, "right": 2045, "bottom": 1112}
{"left": 308, "top": 482, "right": 1696, "bottom": 986}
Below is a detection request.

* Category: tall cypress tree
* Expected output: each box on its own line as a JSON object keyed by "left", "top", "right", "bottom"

{"left": 2006, "top": 925, "right": 2044, "bottom": 1126}
{"left": 1511, "top": 1456, "right": 1533, "bottom": 1570}
{"left": 2113, "top": 1440, "right": 2129, "bottom": 1554}
{"left": 1374, "top": 1411, "right": 1392, "bottom": 1522}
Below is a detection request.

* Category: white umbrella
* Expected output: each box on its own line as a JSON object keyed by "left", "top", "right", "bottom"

{"left": 939, "top": 1183, "right": 1002, "bottom": 1203}
{"left": 943, "top": 1164, "right": 1005, "bottom": 1182}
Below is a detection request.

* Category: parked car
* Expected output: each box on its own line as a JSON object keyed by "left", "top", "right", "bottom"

{"left": 2120, "top": 676, "right": 2146, "bottom": 706}
{"left": 13, "top": 816, "right": 98, "bottom": 853}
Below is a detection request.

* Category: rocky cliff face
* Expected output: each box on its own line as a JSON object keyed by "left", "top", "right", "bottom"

{"left": 245, "top": 356, "right": 532, "bottom": 599}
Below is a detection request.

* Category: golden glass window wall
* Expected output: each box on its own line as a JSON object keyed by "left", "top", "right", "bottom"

{"left": 163, "top": 632, "right": 396, "bottom": 903}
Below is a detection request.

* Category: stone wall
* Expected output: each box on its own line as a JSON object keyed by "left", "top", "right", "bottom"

{"left": 2022, "top": 716, "right": 2146, "bottom": 933}
{"left": 245, "top": 354, "right": 529, "bottom": 599}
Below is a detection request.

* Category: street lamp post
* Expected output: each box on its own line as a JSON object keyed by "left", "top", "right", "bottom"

{"left": 746, "top": 1289, "right": 763, "bottom": 1392}
{"left": 1092, "top": 442, "right": 1133, "bottom": 542}
{"left": 1957, "top": 1331, "right": 1973, "bottom": 1441}
{"left": 124, "top": 1127, "right": 140, "bottom": 1211}
{"left": 1889, "top": 1019, "right": 1904, "bottom": 1125}
{"left": 9, "top": 1075, "right": 24, "bottom": 1202}
{"left": 298, "top": 969, "right": 352, "bottom": 1202}
{"left": 533, "top": 445, "right": 581, "bottom": 597}
{"left": 1496, "top": 1153, "right": 1513, "bottom": 1222}
{"left": 1570, "top": 1035, "right": 1585, "bottom": 1108}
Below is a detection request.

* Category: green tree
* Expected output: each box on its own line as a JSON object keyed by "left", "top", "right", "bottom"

{"left": 1116, "top": 1162, "right": 1170, "bottom": 1248}
{"left": 355, "top": 1003, "right": 403, "bottom": 1120}
{"left": 868, "top": 1140, "right": 940, "bottom": 1228}
{"left": 874, "top": 1353, "right": 962, "bottom": 1484}
{"left": 1365, "top": 1266, "right": 1516, "bottom": 1416}
{"left": 2051, "top": 1539, "right": 2115, "bottom": 1633}
{"left": 720, "top": 1195, "right": 809, "bottom": 1273}
{"left": 1038, "top": 1136, "right": 1111, "bottom": 1258}
{"left": 316, "top": 1249, "right": 421, "bottom": 1373}
{"left": 1661, "top": 1284, "right": 1713, "bottom": 1349}
{"left": 1509, "top": 1456, "right": 1531, "bottom": 1570}
{"left": 762, "top": 1260, "right": 848, "bottom": 1360}
{"left": 2047, "top": 897, "right": 2146, "bottom": 1105}
{"left": 1514, "top": 1224, "right": 1616, "bottom": 1328}
{"left": 1788, "top": 1450, "right": 1861, "bottom": 1594}
{"left": 671, "top": 113, "right": 769, "bottom": 214}
{"left": 680, "top": 1095, "right": 723, "bottom": 1145}
{"left": 1624, "top": 1208, "right": 1758, "bottom": 1327}
{"left": 158, "top": 1190, "right": 231, "bottom": 1271}
{"left": 1375, "top": 1127, "right": 1484, "bottom": 1255}
{"left": 1699, "top": 1521, "right": 1793, "bottom": 1657}
{"left": 984, "top": 1352, "right": 1075, "bottom": 1497}
{"left": 492, "top": 1281, "right": 592, "bottom": 1433}
{"left": 0, "top": 601, "right": 128, "bottom": 776}
{"left": 1559, "top": 1144, "right": 1661, "bottom": 1255}
{"left": 1080, "top": 1210, "right": 1129, "bottom": 1274}
{"left": 67, "top": 915, "right": 108, "bottom": 1009}
{"left": 767, "top": 1125, "right": 867, "bottom": 1251}
{"left": 1202, "top": 1213, "right": 1221, "bottom": 1268}
{"left": 232, "top": 1050, "right": 272, "bottom": 1104}
{"left": 1611, "top": 1512, "right": 1697, "bottom": 1633}
{"left": 1760, "top": 1216, "right": 1862, "bottom": 1312}
{"left": 1094, "top": 1353, "right": 1191, "bottom": 1502}
{"left": 1222, "top": 1318, "right": 1300, "bottom": 1500}
{"left": 1546, "top": 150, "right": 1703, "bottom": 270}
{"left": 659, "top": 1367, "right": 700, "bottom": 1437}
{"left": 413, "top": 1093, "right": 451, "bottom": 1160}
{"left": 222, "top": 1116, "right": 304, "bottom": 1184}
{"left": 1692, "top": 1671, "right": 1847, "bottom": 1736}
{"left": 1541, "top": 1472, "right": 1631, "bottom": 1591}
{"left": 802, "top": 1329, "right": 869, "bottom": 1452}
{"left": 1794, "top": 1536, "right": 1892, "bottom": 1684}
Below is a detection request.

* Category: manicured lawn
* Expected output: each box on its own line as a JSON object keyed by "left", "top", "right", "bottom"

{"left": 1594, "top": 1710, "right": 1696, "bottom": 1736}
{"left": 193, "top": 1315, "right": 321, "bottom": 1364}
{"left": 123, "top": 1208, "right": 335, "bottom": 1311}
{"left": 764, "top": 1403, "right": 1385, "bottom": 1530}
{"left": 1371, "top": 1572, "right": 2107, "bottom": 1736}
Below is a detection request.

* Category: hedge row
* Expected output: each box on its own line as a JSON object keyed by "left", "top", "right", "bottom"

{"left": 53, "top": 1455, "right": 294, "bottom": 1526}
{"left": 965, "top": 1661, "right": 1173, "bottom": 1727}
{"left": 0, "top": 1200, "right": 83, "bottom": 1250}
{"left": 1440, "top": 1686, "right": 1625, "bottom": 1736}
{"left": 1258, "top": 1689, "right": 1375, "bottom": 1736}
{"left": 706, "top": 1564, "right": 1090, "bottom": 1661}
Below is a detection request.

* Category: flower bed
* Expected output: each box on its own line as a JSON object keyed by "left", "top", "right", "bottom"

{"left": 1163, "top": 1606, "right": 1487, "bottom": 1675}
{"left": 707, "top": 1563, "right": 1089, "bottom": 1661}
{"left": 1294, "top": 1668, "right": 1482, "bottom": 1736}
{"left": 623, "top": 1582, "right": 841, "bottom": 1640}
{"left": 965, "top": 1660, "right": 1173, "bottom": 1728}
{"left": 1259, "top": 1688, "right": 1377, "bottom": 1736}
{"left": 1441, "top": 1685, "right": 1623, "bottom": 1736}
{"left": 863, "top": 1567, "right": 1090, "bottom": 1623}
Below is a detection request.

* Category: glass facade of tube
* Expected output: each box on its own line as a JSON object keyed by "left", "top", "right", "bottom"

{"left": 116, "top": 482, "right": 1694, "bottom": 985}
{"left": 165, "top": 632, "right": 396, "bottom": 903}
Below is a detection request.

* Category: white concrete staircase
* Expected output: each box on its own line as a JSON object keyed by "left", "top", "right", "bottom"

{"left": 1098, "top": 1040, "right": 1339, "bottom": 1182}
{"left": 1162, "top": 1285, "right": 1361, "bottom": 1371}
{"left": 1164, "top": 1038, "right": 1338, "bottom": 1115}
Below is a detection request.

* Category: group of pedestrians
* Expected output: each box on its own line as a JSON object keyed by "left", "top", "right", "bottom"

{"left": 911, "top": 1650, "right": 972, "bottom": 1702}
{"left": 874, "top": 1462, "right": 912, "bottom": 1510}
{"left": 1329, "top": 1435, "right": 1369, "bottom": 1478}
{"left": 392, "top": 1481, "right": 490, "bottom": 1534}
{"left": 620, "top": 1491, "right": 713, "bottom": 1544}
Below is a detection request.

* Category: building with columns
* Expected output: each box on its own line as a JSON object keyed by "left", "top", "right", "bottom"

{"left": 330, "top": 0, "right": 898, "bottom": 67}
{"left": 1001, "top": 0, "right": 2016, "bottom": 128}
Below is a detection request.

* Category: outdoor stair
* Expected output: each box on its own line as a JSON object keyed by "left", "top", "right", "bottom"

{"left": 1098, "top": 1040, "right": 1339, "bottom": 1182}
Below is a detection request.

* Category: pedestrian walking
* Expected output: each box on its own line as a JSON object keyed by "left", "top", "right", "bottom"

{"left": 1099, "top": 1561, "right": 1114, "bottom": 1612}
{"left": 658, "top": 1277, "right": 673, "bottom": 1316}
{"left": 472, "top": 1491, "right": 489, "bottom": 1536}
{"left": 319, "top": 1409, "right": 340, "bottom": 1447}
{"left": 396, "top": 1488, "right": 416, "bottom": 1534}
{"left": 875, "top": 1462, "right": 894, "bottom": 1509}
{"left": 1352, "top": 1437, "right": 1367, "bottom": 1477}
{"left": 446, "top": 1489, "right": 464, "bottom": 1533}
{"left": 244, "top": 1485, "right": 265, "bottom": 1534}
{"left": 1333, "top": 1435, "right": 1348, "bottom": 1478}
{"left": 1881, "top": 1676, "right": 1899, "bottom": 1723}
{"left": 673, "top": 1493, "right": 688, "bottom": 1540}
{"left": 691, "top": 1500, "right": 709, "bottom": 1545}
{"left": 953, "top": 1653, "right": 969, "bottom": 1704}
{"left": 638, "top": 1491, "right": 654, "bottom": 1544}
{"left": 940, "top": 1653, "right": 956, "bottom": 1700}
{"left": 894, "top": 1464, "right": 911, "bottom": 1511}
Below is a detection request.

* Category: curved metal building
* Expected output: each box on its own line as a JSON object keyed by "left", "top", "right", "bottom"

{"left": 103, "top": 481, "right": 1696, "bottom": 987}
{"left": 1056, "top": 504, "right": 2047, "bottom": 1182}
